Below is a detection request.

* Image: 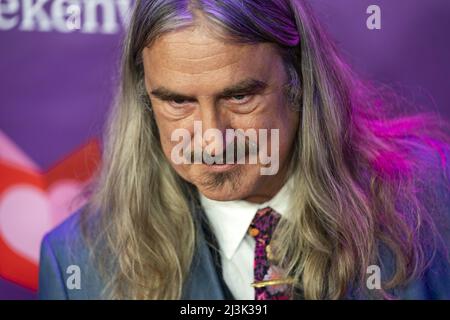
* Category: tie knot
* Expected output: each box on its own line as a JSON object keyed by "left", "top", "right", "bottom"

{"left": 248, "top": 207, "right": 281, "bottom": 240}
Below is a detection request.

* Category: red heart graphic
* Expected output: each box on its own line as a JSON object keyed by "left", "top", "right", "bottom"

{"left": 0, "top": 139, "right": 101, "bottom": 290}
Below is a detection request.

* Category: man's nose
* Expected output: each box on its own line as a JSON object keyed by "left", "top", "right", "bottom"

{"left": 194, "top": 100, "right": 228, "bottom": 152}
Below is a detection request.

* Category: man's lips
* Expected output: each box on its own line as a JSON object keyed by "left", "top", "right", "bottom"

{"left": 202, "top": 163, "right": 238, "bottom": 172}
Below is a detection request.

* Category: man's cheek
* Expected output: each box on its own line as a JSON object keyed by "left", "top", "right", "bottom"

{"left": 159, "top": 136, "right": 176, "bottom": 162}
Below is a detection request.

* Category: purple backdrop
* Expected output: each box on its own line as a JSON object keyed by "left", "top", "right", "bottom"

{"left": 1, "top": 0, "right": 449, "bottom": 299}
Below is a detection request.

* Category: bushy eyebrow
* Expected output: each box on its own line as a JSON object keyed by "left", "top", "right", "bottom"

{"left": 220, "top": 79, "right": 268, "bottom": 97}
{"left": 149, "top": 78, "right": 268, "bottom": 102}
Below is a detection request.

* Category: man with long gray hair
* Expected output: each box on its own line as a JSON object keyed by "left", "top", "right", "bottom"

{"left": 39, "top": 0, "right": 450, "bottom": 300}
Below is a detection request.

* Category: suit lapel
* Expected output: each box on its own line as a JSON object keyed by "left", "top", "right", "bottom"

{"left": 181, "top": 202, "right": 239, "bottom": 300}
{"left": 181, "top": 218, "right": 227, "bottom": 299}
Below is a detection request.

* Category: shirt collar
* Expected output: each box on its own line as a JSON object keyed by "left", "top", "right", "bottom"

{"left": 199, "top": 178, "right": 293, "bottom": 260}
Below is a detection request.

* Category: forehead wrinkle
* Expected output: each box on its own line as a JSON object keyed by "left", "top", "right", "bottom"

{"left": 154, "top": 25, "right": 246, "bottom": 59}
{"left": 156, "top": 59, "right": 241, "bottom": 76}
{"left": 156, "top": 41, "right": 241, "bottom": 61}
{"left": 170, "top": 52, "right": 229, "bottom": 62}
{"left": 160, "top": 38, "right": 218, "bottom": 46}
{"left": 166, "top": 49, "right": 235, "bottom": 63}
{"left": 161, "top": 49, "right": 232, "bottom": 62}
{"left": 153, "top": 49, "right": 244, "bottom": 75}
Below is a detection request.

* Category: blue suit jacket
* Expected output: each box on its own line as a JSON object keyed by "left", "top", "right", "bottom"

{"left": 38, "top": 145, "right": 450, "bottom": 300}
{"left": 38, "top": 206, "right": 231, "bottom": 299}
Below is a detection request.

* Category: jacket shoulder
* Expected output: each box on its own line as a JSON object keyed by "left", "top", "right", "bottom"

{"left": 38, "top": 206, "right": 105, "bottom": 299}
{"left": 390, "top": 140, "right": 450, "bottom": 299}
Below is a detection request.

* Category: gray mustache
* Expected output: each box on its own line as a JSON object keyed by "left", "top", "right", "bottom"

{"left": 186, "top": 138, "right": 259, "bottom": 164}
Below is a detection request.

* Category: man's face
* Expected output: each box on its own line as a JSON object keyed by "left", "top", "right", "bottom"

{"left": 142, "top": 22, "right": 299, "bottom": 203}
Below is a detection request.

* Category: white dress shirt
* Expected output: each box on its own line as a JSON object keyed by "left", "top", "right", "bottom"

{"left": 199, "top": 180, "right": 293, "bottom": 300}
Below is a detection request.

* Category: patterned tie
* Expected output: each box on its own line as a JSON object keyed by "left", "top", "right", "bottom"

{"left": 248, "top": 207, "right": 292, "bottom": 300}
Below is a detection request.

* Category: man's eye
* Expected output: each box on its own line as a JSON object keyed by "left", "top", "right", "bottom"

{"left": 227, "top": 94, "right": 252, "bottom": 104}
{"left": 168, "top": 98, "right": 192, "bottom": 107}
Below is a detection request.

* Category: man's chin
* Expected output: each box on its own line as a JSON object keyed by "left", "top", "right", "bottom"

{"left": 187, "top": 164, "right": 261, "bottom": 201}
{"left": 195, "top": 177, "right": 252, "bottom": 202}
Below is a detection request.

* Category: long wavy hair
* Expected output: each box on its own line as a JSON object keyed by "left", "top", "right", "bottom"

{"left": 81, "top": 0, "right": 450, "bottom": 299}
